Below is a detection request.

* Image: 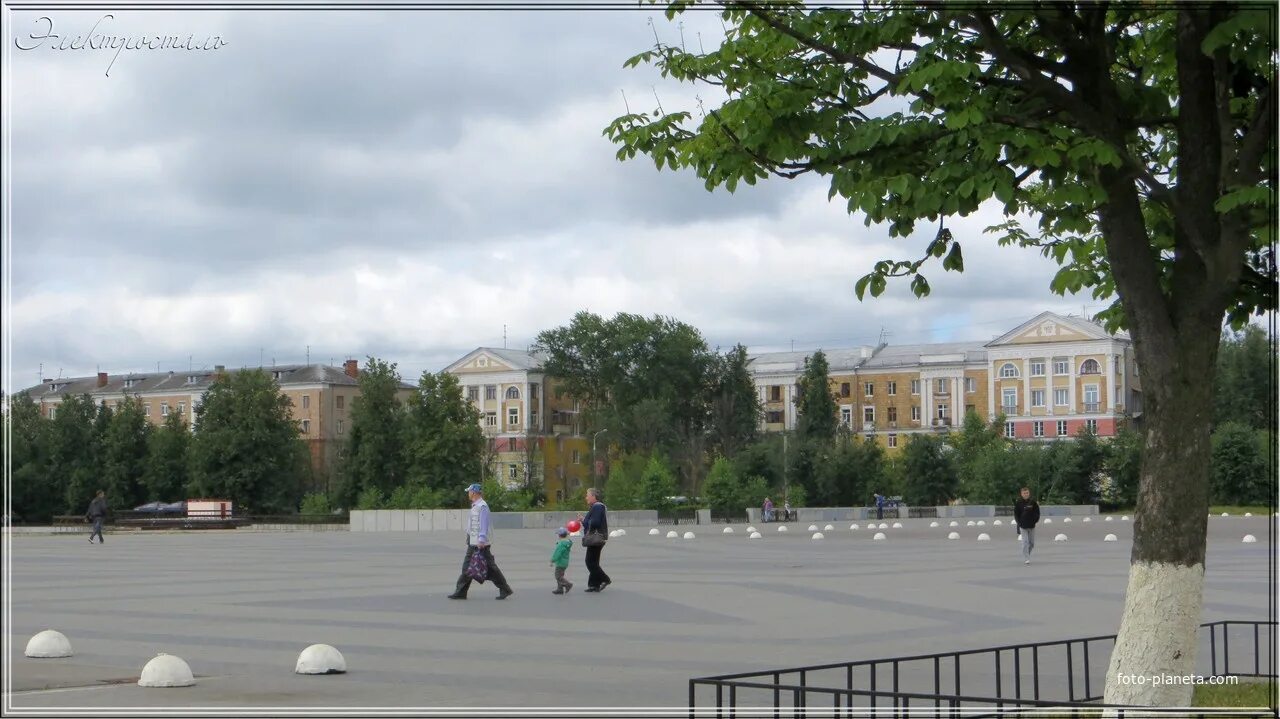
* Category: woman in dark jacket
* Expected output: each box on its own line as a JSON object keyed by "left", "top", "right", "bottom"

{"left": 579, "top": 488, "right": 611, "bottom": 592}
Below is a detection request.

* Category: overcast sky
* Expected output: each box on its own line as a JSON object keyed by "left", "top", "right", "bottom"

{"left": 4, "top": 7, "right": 1105, "bottom": 392}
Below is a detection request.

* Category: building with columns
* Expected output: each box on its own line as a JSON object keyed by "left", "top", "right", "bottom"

{"left": 443, "top": 348, "right": 590, "bottom": 502}
{"left": 747, "top": 312, "right": 1139, "bottom": 451}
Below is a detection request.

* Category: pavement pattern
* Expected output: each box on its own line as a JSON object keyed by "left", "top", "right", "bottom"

{"left": 5, "top": 515, "right": 1275, "bottom": 711}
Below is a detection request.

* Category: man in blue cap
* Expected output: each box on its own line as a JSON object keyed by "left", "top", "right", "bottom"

{"left": 449, "top": 483, "right": 515, "bottom": 600}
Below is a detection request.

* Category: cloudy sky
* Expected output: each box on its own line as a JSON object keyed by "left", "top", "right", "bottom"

{"left": 5, "top": 7, "right": 1105, "bottom": 392}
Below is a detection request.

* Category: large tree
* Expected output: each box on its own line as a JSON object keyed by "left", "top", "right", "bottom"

{"left": 189, "top": 369, "right": 308, "bottom": 514}
{"left": 794, "top": 350, "right": 838, "bottom": 443}
{"left": 9, "top": 393, "right": 57, "bottom": 523}
{"left": 899, "top": 432, "right": 958, "bottom": 506}
{"left": 100, "top": 396, "right": 152, "bottom": 509}
{"left": 339, "top": 357, "right": 409, "bottom": 507}
{"left": 708, "top": 344, "right": 762, "bottom": 458}
{"left": 1213, "top": 325, "right": 1275, "bottom": 429}
{"left": 50, "top": 394, "right": 101, "bottom": 515}
{"left": 142, "top": 410, "right": 190, "bottom": 503}
{"left": 609, "top": 4, "right": 1274, "bottom": 705}
{"left": 402, "top": 370, "right": 484, "bottom": 496}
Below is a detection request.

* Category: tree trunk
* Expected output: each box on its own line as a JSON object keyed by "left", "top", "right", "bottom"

{"left": 1103, "top": 329, "right": 1218, "bottom": 706}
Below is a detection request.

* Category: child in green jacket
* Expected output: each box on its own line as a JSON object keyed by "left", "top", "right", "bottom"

{"left": 551, "top": 527, "right": 574, "bottom": 595}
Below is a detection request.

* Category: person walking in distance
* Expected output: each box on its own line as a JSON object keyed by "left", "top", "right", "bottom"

{"left": 874, "top": 492, "right": 885, "bottom": 521}
{"left": 448, "top": 483, "right": 515, "bottom": 600}
{"left": 762, "top": 497, "right": 774, "bottom": 523}
{"left": 578, "top": 487, "right": 612, "bottom": 592}
{"left": 1014, "top": 487, "right": 1041, "bottom": 565}
{"left": 85, "top": 490, "right": 107, "bottom": 544}
{"left": 550, "top": 527, "right": 574, "bottom": 595}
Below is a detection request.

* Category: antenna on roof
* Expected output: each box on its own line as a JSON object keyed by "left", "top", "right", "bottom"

{"left": 189, "top": 355, "right": 193, "bottom": 371}
{"left": 503, "top": 325, "right": 507, "bottom": 349}
{"left": 306, "top": 345, "right": 310, "bottom": 365}
{"left": 38, "top": 363, "right": 43, "bottom": 383}
{"left": 790, "top": 339, "right": 794, "bottom": 351}
{"left": 260, "top": 348, "right": 264, "bottom": 367}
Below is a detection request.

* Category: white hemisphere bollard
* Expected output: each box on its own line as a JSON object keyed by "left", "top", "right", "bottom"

{"left": 723, "top": 527, "right": 735, "bottom": 534}
{"left": 683, "top": 531, "right": 696, "bottom": 540}
{"left": 1063, "top": 517, "right": 1072, "bottom": 523}
{"left": 778, "top": 525, "right": 788, "bottom": 533}
{"left": 966, "top": 520, "right": 975, "bottom": 526}
{"left": 1121, "top": 515, "right": 1130, "bottom": 521}
{"left": 811, "top": 532, "right": 825, "bottom": 540}
{"left": 950, "top": 521, "right": 959, "bottom": 527}
{"left": 746, "top": 526, "right": 757, "bottom": 533}
{"left": 929, "top": 521, "right": 939, "bottom": 528}
{"left": 947, "top": 532, "right": 960, "bottom": 540}
{"left": 1104, "top": 534, "right": 1118, "bottom": 542}
{"left": 872, "top": 532, "right": 886, "bottom": 541}
{"left": 1105, "top": 516, "right": 1114, "bottom": 522}
{"left": 649, "top": 528, "right": 661, "bottom": 535}
{"left": 808, "top": 524, "right": 819, "bottom": 532}
{"left": 850, "top": 523, "right": 860, "bottom": 530}
{"left": 1043, "top": 518, "right": 1052, "bottom": 524}
{"left": 993, "top": 519, "right": 1003, "bottom": 526}
{"left": 1083, "top": 517, "right": 1092, "bottom": 522}
{"left": 1054, "top": 533, "right": 1069, "bottom": 542}
{"left": 749, "top": 531, "right": 762, "bottom": 539}
{"left": 824, "top": 524, "right": 835, "bottom": 531}
{"left": 138, "top": 653, "right": 195, "bottom": 687}
{"left": 666, "top": 530, "right": 679, "bottom": 539}
{"left": 25, "top": 630, "right": 73, "bottom": 658}
{"left": 977, "top": 533, "right": 990, "bottom": 541}
{"left": 892, "top": 522, "right": 903, "bottom": 529}
{"left": 296, "top": 644, "right": 346, "bottom": 675}
{"left": 1242, "top": 535, "right": 1258, "bottom": 543}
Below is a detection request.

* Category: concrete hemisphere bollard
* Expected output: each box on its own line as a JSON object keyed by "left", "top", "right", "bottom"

{"left": 977, "top": 533, "right": 990, "bottom": 541}
{"left": 929, "top": 521, "right": 939, "bottom": 528}
{"left": 966, "top": 520, "right": 975, "bottom": 526}
{"left": 1083, "top": 517, "right": 1091, "bottom": 523}
{"left": 950, "top": 521, "right": 959, "bottom": 527}
{"left": 808, "top": 524, "right": 819, "bottom": 532}
{"left": 850, "top": 523, "right": 860, "bottom": 530}
{"left": 1054, "top": 533, "right": 1069, "bottom": 542}
{"left": 993, "top": 519, "right": 1003, "bottom": 526}
{"left": 1221, "top": 512, "right": 1230, "bottom": 517}
{"left": 892, "top": 522, "right": 903, "bottom": 529}
{"left": 1242, "top": 535, "right": 1258, "bottom": 543}
{"left": 1105, "top": 516, "right": 1114, "bottom": 522}
{"left": 778, "top": 525, "right": 788, "bottom": 532}
{"left": 878, "top": 523, "right": 889, "bottom": 529}
{"left": 666, "top": 530, "right": 679, "bottom": 539}
{"left": 618, "top": 529, "right": 626, "bottom": 536}
{"left": 296, "top": 644, "right": 346, "bottom": 675}
{"left": 1244, "top": 512, "right": 1252, "bottom": 517}
{"left": 1104, "top": 534, "right": 1118, "bottom": 542}
{"left": 25, "top": 630, "right": 73, "bottom": 658}
{"left": 1062, "top": 518, "right": 1072, "bottom": 523}
{"left": 947, "top": 532, "right": 960, "bottom": 540}
{"left": 1043, "top": 518, "right": 1052, "bottom": 524}
{"left": 872, "top": 532, "right": 886, "bottom": 541}
{"left": 723, "top": 527, "right": 734, "bottom": 534}
{"left": 746, "top": 526, "right": 757, "bottom": 533}
{"left": 749, "top": 531, "right": 762, "bottom": 539}
{"left": 811, "top": 532, "right": 825, "bottom": 540}
{"left": 609, "top": 530, "right": 621, "bottom": 538}
{"left": 139, "top": 653, "right": 195, "bottom": 687}
{"left": 1121, "top": 515, "right": 1130, "bottom": 521}
{"left": 824, "top": 524, "right": 835, "bottom": 531}
{"left": 649, "top": 528, "right": 661, "bottom": 535}
{"left": 976, "top": 520, "right": 986, "bottom": 526}
{"left": 682, "top": 531, "right": 696, "bottom": 540}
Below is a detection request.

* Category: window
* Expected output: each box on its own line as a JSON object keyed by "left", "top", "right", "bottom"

{"left": 770, "top": 386, "right": 782, "bottom": 402}
{"left": 935, "top": 378, "right": 949, "bottom": 394}
{"left": 999, "top": 363, "right": 1019, "bottom": 378}
{"left": 964, "top": 377, "right": 975, "bottom": 393}
{"left": 337, "top": 419, "right": 345, "bottom": 434}
{"left": 509, "top": 464, "right": 519, "bottom": 480}
{"left": 1054, "top": 389, "right": 1069, "bottom": 406}
{"left": 840, "top": 407, "right": 852, "bottom": 427}
{"left": 300, "top": 419, "right": 310, "bottom": 434}
{"left": 1031, "top": 390, "right": 1045, "bottom": 407}
{"left": 143, "top": 403, "right": 151, "bottom": 416}
{"left": 1054, "top": 358, "right": 1069, "bottom": 375}
{"left": 485, "top": 412, "right": 498, "bottom": 427}
{"left": 1085, "top": 419, "right": 1098, "bottom": 433}
{"left": 865, "top": 382, "right": 874, "bottom": 397}
{"left": 161, "top": 402, "right": 170, "bottom": 416}
{"left": 571, "top": 449, "right": 581, "bottom": 464}
{"left": 272, "top": 370, "right": 283, "bottom": 381}
{"left": 864, "top": 434, "right": 875, "bottom": 443}
{"left": 485, "top": 385, "right": 497, "bottom": 400}
{"left": 1005, "top": 422, "right": 1016, "bottom": 438}
{"left": 297, "top": 395, "right": 308, "bottom": 410}
{"left": 766, "top": 410, "right": 784, "bottom": 424}
{"left": 530, "top": 383, "right": 539, "bottom": 400}
{"left": 531, "top": 409, "right": 539, "bottom": 427}
{"left": 1001, "top": 388, "right": 1018, "bottom": 410}
{"left": 887, "top": 434, "right": 897, "bottom": 448}
{"left": 336, "top": 396, "right": 345, "bottom": 410}
{"left": 508, "top": 407, "right": 520, "bottom": 426}
{"left": 507, "top": 438, "right": 517, "bottom": 452}
{"left": 467, "top": 386, "right": 479, "bottom": 402}
{"left": 1030, "top": 361, "right": 1045, "bottom": 377}
{"left": 1033, "top": 421, "right": 1044, "bottom": 438}
{"left": 186, "top": 375, "right": 198, "bottom": 385}
{"left": 887, "top": 406, "right": 898, "bottom": 423}
{"left": 840, "top": 382, "right": 850, "bottom": 398}
{"left": 863, "top": 406, "right": 875, "bottom": 424}
{"left": 124, "top": 378, "right": 137, "bottom": 388}
{"left": 910, "top": 379, "right": 920, "bottom": 395}
{"left": 1080, "top": 359, "right": 1101, "bottom": 375}
{"left": 506, "top": 386, "right": 520, "bottom": 400}
{"left": 911, "top": 405, "right": 921, "bottom": 421}
{"left": 48, "top": 406, "right": 57, "bottom": 419}
{"left": 887, "top": 381, "right": 897, "bottom": 396}
{"left": 178, "top": 401, "right": 186, "bottom": 416}
{"left": 1057, "top": 420, "right": 1068, "bottom": 437}
{"left": 936, "top": 403, "right": 950, "bottom": 420}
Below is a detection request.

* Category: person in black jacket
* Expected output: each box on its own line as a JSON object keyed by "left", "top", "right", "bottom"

{"left": 577, "top": 487, "right": 611, "bottom": 592}
{"left": 85, "top": 490, "right": 107, "bottom": 544}
{"left": 1013, "top": 487, "right": 1040, "bottom": 564}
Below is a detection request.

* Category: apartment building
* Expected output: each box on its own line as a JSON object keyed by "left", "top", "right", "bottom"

{"left": 443, "top": 348, "right": 590, "bottom": 502}
{"left": 747, "top": 312, "right": 1139, "bottom": 451}
{"left": 19, "top": 359, "right": 415, "bottom": 491}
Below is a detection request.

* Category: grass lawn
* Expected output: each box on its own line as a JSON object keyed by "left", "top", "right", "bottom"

{"left": 1194, "top": 680, "right": 1276, "bottom": 707}
{"left": 1207, "top": 506, "right": 1276, "bottom": 516}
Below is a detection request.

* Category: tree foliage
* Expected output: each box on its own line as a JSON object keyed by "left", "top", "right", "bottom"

{"left": 339, "top": 357, "right": 408, "bottom": 507}
{"left": 1213, "top": 325, "right": 1275, "bottom": 430}
{"left": 900, "top": 432, "right": 958, "bottom": 506}
{"left": 50, "top": 394, "right": 101, "bottom": 515}
{"left": 402, "top": 371, "right": 484, "bottom": 495}
{"left": 708, "top": 344, "right": 761, "bottom": 458}
{"left": 100, "top": 396, "right": 152, "bottom": 509}
{"left": 143, "top": 410, "right": 190, "bottom": 503}
{"left": 1210, "top": 421, "right": 1270, "bottom": 505}
{"left": 795, "top": 351, "right": 838, "bottom": 444}
{"left": 8, "top": 393, "right": 57, "bottom": 522}
{"left": 189, "top": 369, "right": 308, "bottom": 514}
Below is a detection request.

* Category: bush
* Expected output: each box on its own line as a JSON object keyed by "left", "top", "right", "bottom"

{"left": 355, "top": 486, "right": 386, "bottom": 510}
{"left": 299, "top": 492, "right": 331, "bottom": 515}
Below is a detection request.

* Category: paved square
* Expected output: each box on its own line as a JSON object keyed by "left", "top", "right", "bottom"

{"left": 6, "top": 517, "right": 1273, "bottom": 710}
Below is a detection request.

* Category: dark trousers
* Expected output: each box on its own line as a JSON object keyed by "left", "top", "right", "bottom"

{"left": 89, "top": 517, "right": 104, "bottom": 542}
{"left": 585, "top": 545, "right": 610, "bottom": 588}
{"left": 453, "top": 545, "right": 512, "bottom": 596}
{"left": 876, "top": 507, "right": 883, "bottom": 520}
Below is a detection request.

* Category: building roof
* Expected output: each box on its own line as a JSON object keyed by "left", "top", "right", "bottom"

{"left": 861, "top": 341, "right": 988, "bottom": 369}
{"left": 747, "top": 347, "right": 876, "bottom": 373}
{"left": 478, "top": 347, "right": 547, "bottom": 371}
{"left": 16, "top": 363, "right": 414, "bottom": 399}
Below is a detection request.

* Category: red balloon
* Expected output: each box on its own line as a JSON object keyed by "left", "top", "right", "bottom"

{"left": 566, "top": 520, "right": 582, "bottom": 533}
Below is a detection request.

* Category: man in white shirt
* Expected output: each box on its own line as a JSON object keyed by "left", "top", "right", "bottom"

{"left": 448, "top": 483, "right": 515, "bottom": 600}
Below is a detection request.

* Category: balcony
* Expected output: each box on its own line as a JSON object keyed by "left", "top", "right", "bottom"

{"left": 1084, "top": 402, "right": 1100, "bottom": 413}
{"left": 863, "top": 422, "right": 876, "bottom": 432}
{"left": 932, "top": 417, "right": 952, "bottom": 429}
{"left": 1001, "top": 406, "right": 1019, "bottom": 417}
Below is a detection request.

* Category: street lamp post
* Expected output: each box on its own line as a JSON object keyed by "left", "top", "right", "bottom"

{"left": 592, "top": 428, "right": 609, "bottom": 486}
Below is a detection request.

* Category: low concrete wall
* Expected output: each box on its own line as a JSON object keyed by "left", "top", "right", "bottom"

{"left": 349, "top": 509, "right": 659, "bottom": 532}
{"left": 935, "top": 504, "right": 1099, "bottom": 518}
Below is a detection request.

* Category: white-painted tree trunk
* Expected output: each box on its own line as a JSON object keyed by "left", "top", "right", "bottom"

{"left": 1104, "top": 561, "right": 1205, "bottom": 706}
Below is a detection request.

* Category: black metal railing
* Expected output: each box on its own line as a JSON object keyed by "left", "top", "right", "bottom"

{"left": 689, "top": 619, "right": 1276, "bottom": 717}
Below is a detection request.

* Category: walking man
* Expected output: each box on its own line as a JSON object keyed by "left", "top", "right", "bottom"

{"left": 1014, "top": 487, "right": 1041, "bottom": 564}
{"left": 85, "top": 490, "right": 107, "bottom": 544}
{"left": 874, "top": 492, "right": 885, "bottom": 521}
{"left": 448, "top": 483, "right": 514, "bottom": 600}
